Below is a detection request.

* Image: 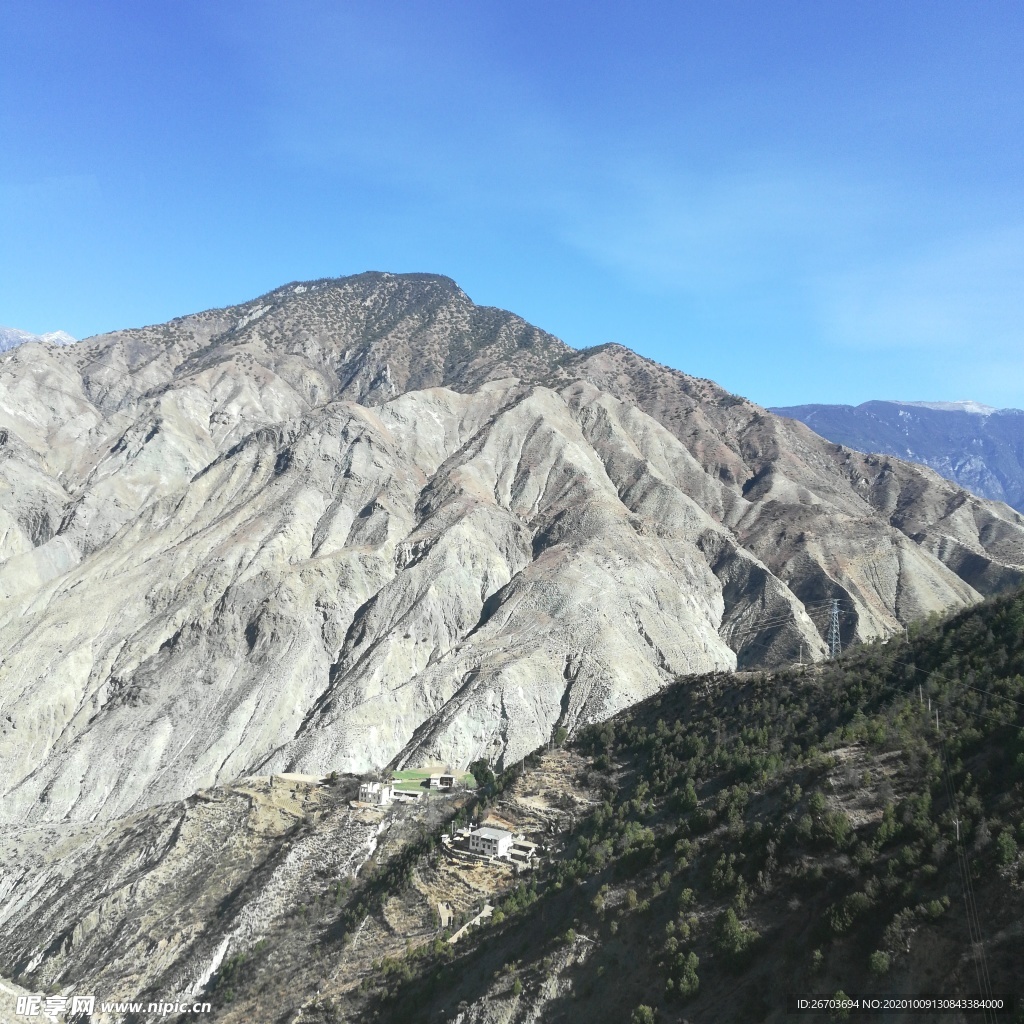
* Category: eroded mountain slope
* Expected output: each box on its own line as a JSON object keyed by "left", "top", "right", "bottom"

{"left": 1, "top": 273, "right": 1022, "bottom": 828}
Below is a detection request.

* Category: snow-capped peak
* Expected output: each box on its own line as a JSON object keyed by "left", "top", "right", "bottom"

{"left": 0, "top": 326, "right": 77, "bottom": 354}
{"left": 894, "top": 400, "right": 997, "bottom": 416}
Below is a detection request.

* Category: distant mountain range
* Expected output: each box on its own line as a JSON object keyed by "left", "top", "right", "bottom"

{"left": 772, "top": 400, "right": 1024, "bottom": 512}
{"left": 0, "top": 325, "right": 76, "bottom": 353}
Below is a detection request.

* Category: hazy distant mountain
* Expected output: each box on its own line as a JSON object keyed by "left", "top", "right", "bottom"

{"left": 0, "top": 325, "right": 76, "bottom": 353}
{"left": 772, "top": 400, "right": 1024, "bottom": 512}
{"left": 899, "top": 399, "right": 998, "bottom": 415}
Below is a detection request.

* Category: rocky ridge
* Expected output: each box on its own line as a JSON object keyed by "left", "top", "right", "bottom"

{"left": 1, "top": 273, "right": 1023, "bottom": 829}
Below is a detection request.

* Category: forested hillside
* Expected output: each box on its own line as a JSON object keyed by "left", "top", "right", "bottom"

{"left": 353, "top": 590, "right": 1024, "bottom": 1023}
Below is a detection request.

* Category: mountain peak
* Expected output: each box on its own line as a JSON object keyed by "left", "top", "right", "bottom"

{"left": 248, "top": 272, "right": 473, "bottom": 317}
{"left": 0, "top": 325, "right": 76, "bottom": 353}
{"left": 70, "top": 270, "right": 571, "bottom": 411}
{"left": 5, "top": 275, "right": 1024, "bottom": 830}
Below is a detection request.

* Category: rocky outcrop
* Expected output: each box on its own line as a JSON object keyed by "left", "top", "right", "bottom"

{"left": 1, "top": 273, "right": 1022, "bottom": 827}
{"left": 0, "top": 774, "right": 383, "bottom": 1012}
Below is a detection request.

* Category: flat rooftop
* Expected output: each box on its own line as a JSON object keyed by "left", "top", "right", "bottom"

{"left": 472, "top": 826, "right": 512, "bottom": 841}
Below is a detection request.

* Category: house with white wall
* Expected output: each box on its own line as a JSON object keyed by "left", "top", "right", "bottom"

{"left": 358, "top": 781, "right": 394, "bottom": 805}
{"left": 468, "top": 826, "right": 512, "bottom": 859}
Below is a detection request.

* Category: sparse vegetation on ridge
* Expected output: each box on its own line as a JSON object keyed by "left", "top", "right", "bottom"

{"left": 349, "top": 588, "right": 1024, "bottom": 1023}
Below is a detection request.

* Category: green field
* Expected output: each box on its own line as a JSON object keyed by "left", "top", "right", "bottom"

{"left": 388, "top": 769, "right": 476, "bottom": 790}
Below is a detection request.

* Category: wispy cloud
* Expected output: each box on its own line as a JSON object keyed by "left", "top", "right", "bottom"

{"left": 819, "top": 225, "right": 1024, "bottom": 353}
{"left": 202, "top": 3, "right": 1024, "bottom": 407}
{"left": 236, "top": 17, "right": 888, "bottom": 295}
{"left": 551, "top": 158, "right": 887, "bottom": 293}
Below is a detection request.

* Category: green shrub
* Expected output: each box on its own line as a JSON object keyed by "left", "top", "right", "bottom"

{"left": 820, "top": 809, "right": 852, "bottom": 847}
{"left": 869, "top": 950, "right": 891, "bottom": 975}
{"left": 830, "top": 990, "right": 852, "bottom": 1022}
{"left": 996, "top": 829, "right": 1019, "bottom": 865}
{"left": 877, "top": 804, "right": 901, "bottom": 845}
{"left": 468, "top": 759, "right": 496, "bottom": 790}
{"left": 678, "top": 779, "right": 699, "bottom": 812}
{"left": 714, "top": 907, "right": 759, "bottom": 957}
{"left": 677, "top": 951, "right": 700, "bottom": 999}
{"left": 826, "top": 892, "right": 870, "bottom": 934}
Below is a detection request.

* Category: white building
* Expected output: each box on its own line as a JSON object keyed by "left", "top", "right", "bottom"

{"left": 428, "top": 773, "right": 456, "bottom": 789}
{"left": 358, "top": 781, "right": 394, "bottom": 805}
{"left": 468, "top": 826, "right": 512, "bottom": 859}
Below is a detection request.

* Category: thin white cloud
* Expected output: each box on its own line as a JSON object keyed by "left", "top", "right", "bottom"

{"left": 552, "top": 158, "right": 886, "bottom": 292}
{"left": 205, "top": 3, "right": 1024, "bottom": 408}
{"left": 819, "top": 225, "right": 1024, "bottom": 354}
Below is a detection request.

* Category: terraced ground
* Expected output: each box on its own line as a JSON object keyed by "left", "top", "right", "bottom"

{"left": 0, "top": 760, "right": 578, "bottom": 1023}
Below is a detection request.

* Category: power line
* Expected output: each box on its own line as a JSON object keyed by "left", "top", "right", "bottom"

{"left": 723, "top": 616, "right": 821, "bottom": 641}
{"left": 950, "top": 680, "right": 1024, "bottom": 711}
{"left": 880, "top": 654, "right": 1024, "bottom": 722}
{"left": 720, "top": 598, "right": 867, "bottom": 655}
{"left": 932, "top": 697, "right": 1017, "bottom": 728}
{"left": 720, "top": 601, "right": 851, "bottom": 642}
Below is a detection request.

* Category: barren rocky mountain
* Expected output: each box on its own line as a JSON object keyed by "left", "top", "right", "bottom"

{"left": 0, "top": 771, "right": 395, "bottom": 1019}
{"left": 2, "top": 272, "right": 1023, "bottom": 831}
{"left": 773, "top": 400, "right": 1024, "bottom": 513}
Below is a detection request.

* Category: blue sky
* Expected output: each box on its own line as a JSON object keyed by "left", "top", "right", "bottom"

{"left": 2, "top": 1, "right": 1022, "bottom": 408}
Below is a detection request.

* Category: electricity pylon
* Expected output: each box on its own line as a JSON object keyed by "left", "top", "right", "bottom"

{"left": 827, "top": 599, "right": 842, "bottom": 658}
